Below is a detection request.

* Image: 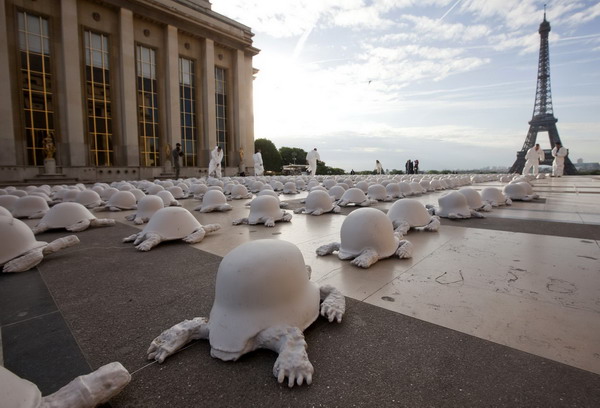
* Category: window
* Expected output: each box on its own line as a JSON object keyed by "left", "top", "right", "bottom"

{"left": 215, "top": 66, "right": 227, "bottom": 165}
{"left": 136, "top": 45, "right": 159, "bottom": 166}
{"left": 179, "top": 57, "right": 196, "bottom": 166}
{"left": 18, "top": 11, "right": 54, "bottom": 166}
{"left": 84, "top": 30, "right": 113, "bottom": 166}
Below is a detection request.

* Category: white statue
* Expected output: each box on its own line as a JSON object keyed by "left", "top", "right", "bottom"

{"left": 457, "top": 187, "right": 492, "bottom": 212}
{"left": 316, "top": 207, "right": 413, "bottom": 268}
{"left": 233, "top": 195, "right": 292, "bottom": 227}
{"left": 123, "top": 207, "right": 220, "bottom": 251}
{"left": 95, "top": 191, "right": 137, "bottom": 212}
{"left": 147, "top": 239, "right": 345, "bottom": 387}
{"left": 294, "top": 190, "right": 340, "bottom": 216}
{"left": 366, "top": 184, "right": 393, "bottom": 202}
{"left": 336, "top": 187, "right": 376, "bottom": 207}
{"left": 480, "top": 187, "right": 512, "bottom": 207}
{"left": 1, "top": 215, "right": 79, "bottom": 273}
{"left": 193, "top": 190, "right": 232, "bottom": 213}
{"left": 32, "top": 202, "right": 116, "bottom": 234}
{"left": 386, "top": 199, "right": 441, "bottom": 236}
{"left": 427, "top": 191, "right": 484, "bottom": 219}
{"left": 11, "top": 196, "right": 49, "bottom": 219}
{"left": 124, "top": 195, "right": 164, "bottom": 225}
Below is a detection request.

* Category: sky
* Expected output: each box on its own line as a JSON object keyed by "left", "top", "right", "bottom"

{"left": 211, "top": 0, "right": 600, "bottom": 172}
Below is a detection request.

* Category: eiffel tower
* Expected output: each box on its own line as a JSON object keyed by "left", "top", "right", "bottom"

{"left": 509, "top": 10, "right": 577, "bottom": 174}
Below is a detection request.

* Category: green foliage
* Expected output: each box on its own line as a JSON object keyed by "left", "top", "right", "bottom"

{"left": 388, "top": 169, "right": 405, "bottom": 175}
{"left": 254, "top": 138, "right": 282, "bottom": 172}
{"left": 279, "top": 147, "right": 307, "bottom": 166}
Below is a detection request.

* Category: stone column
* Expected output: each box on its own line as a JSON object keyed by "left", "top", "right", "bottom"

{"left": 0, "top": 0, "right": 16, "bottom": 165}
{"left": 119, "top": 8, "right": 139, "bottom": 166}
{"left": 233, "top": 49, "right": 247, "bottom": 171}
{"left": 164, "top": 25, "right": 180, "bottom": 168}
{"left": 60, "top": 0, "right": 86, "bottom": 166}
{"left": 200, "top": 38, "right": 216, "bottom": 167}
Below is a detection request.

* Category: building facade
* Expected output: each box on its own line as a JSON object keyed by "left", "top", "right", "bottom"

{"left": 0, "top": 0, "right": 259, "bottom": 183}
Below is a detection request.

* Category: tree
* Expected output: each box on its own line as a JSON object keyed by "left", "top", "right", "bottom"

{"left": 316, "top": 161, "right": 345, "bottom": 175}
{"left": 279, "top": 147, "right": 307, "bottom": 166}
{"left": 254, "top": 138, "right": 282, "bottom": 172}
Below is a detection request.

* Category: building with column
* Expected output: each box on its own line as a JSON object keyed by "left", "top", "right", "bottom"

{"left": 0, "top": 0, "right": 259, "bottom": 183}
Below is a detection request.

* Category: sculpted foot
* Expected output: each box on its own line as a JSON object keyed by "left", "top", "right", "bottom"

{"left": 258, "top": 326, "right": 313, "bottom": 387}
{"left": 316, "top": 242, "right": 340, "bottom": 256}
{"left": 147, "top": 317, "right": 209, "bottom": 363}
{"left": 319, "top": 284, "right": 346, "bottom": 323}
{"left": 40, "top": 362, "right": 130, "bottom": 408}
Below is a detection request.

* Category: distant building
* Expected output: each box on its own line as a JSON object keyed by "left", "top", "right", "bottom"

{"left": 574, "top": 161, "right": 600, "bottom": 171}
{"left": 0, "top": 0, "right": 259, "bottom": 183}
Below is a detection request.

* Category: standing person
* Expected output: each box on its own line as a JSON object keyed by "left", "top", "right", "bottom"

{"left": 414, "top": 160, "right": 419, "bottom": 174}
{"left": 253, "top": 148, "right": 264, "bottom": 176}
{"left": 306, "top": 148, "right": 320, "bottom": 176}
{"left": 172, "top": 143, "right": 183, "bottom": 179}
{"left": 408, "top": 160, "right": 414, "bottom": 175}
{"left": 522, "top": 143, "right": 545, "bottom": 176}
{"left": 208, "top": 146, "right": 223, "bottom": 178}
{"left": 375, "top": 160, "right": 384, "bottom": 175}
{"left": 405, "top": 160, "right": 411, "bottom": 174}
{"left": 350, "top": 169, "right": 355, "bottom": 175}
{"left": 551, "top": 142, "right": 567, "bottom": 177}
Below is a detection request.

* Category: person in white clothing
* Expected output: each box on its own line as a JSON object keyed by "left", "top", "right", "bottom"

{"left": 253, "top": 149, "right": 264, "bottom": 176}
{"left": 306, "top": 148, "right": 320, "bottom": 176}
{"left": 208, "top": 146, "right": 224, "bottom": 178}
{"left": 551, "top": 142, "right": 567, "bottom": 177}
{"left": 522, "top": 143, "right": 545, "bottom": 176}
{"left": 375, "top": 160, "right": 384, "bottom": 175}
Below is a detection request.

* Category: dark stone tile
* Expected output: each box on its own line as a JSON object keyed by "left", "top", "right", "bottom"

{"left": 2, "top": 311, "right": 91, "bottom": 395}
{"left": 0, "top": 269, "right": 57, "bottom": 326}
{"left": 440, "top": 216, "right": 600, "bottom": 240}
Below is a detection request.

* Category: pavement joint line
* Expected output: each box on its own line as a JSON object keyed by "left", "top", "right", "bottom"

{"left": 1, "top": 310, "right": 61, "bottom": 329}
{"left": 0, "top": 329, "right": 3, "bottom": 367}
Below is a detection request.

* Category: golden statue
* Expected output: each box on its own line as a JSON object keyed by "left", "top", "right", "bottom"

{"left": 42, "top": 132, "right": 56, "bottom": 159}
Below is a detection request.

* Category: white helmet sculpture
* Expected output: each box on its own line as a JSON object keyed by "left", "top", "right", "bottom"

{"left": 336, "top": 188, "right": 374, "bottom": 207}
{"left": 75, "top": 190, "right": 103, "bottom": 208}
{"left": 194, "top": 190, "right": 232, "bottom": 213}
{"left": 233, "top": 195, "right": 292, "bottom": 227}
{"left": 283, "top": 182, "right": 298, "bottom": 194}
{"left": 385, "top": 183, "right": 403, "bottom": 199}
{"left": 123, "top": 207, "right": 220, "bottom": 251}
{"left": 11, "top": 195, "right": 49, "bottom": 219}
{"left": 431, "top": 191, "right": 483, "bottom": 219}
{"left": 294, "top": 190, "right": 340, "bottom": 215}
{"left": 125, "top": 195, "right": 164, "bottom": 225}
{"left": 1, "top": 215, "right": 79, "bottom": 273}
{"left": 367, "top": 184, "right": 392, "bottom": 202}
{"left": 156, "top": 190, "right": 181, "bottom": 207}
{"left": 481, "top": 187, "right": 512, "bottom": 207}
{"left": 387, "top": 199, "right": 440, "bottom": 236}
{"left": 32, "top": 202, "right": 116, "bottom": 234}
{"left": 98, "top": 190, "right": 137, "bottom": 211}
{"left": 503, "top": 183, "right": 534, "bottom": 201}
{"left": 458, "top": 188, "right": 492, "bottom": 212}
{"left": 230, "top": 184, "right": 252, "bottom": 199}
{"left": 146, "top": 239, "right": 345, "bottom": 387}
{"left": 316, "top": 208, "right": 413, "bottom": 268}
{"left": 328, "top": 185, "right": 346, "bottom": 201}
{"left": 0, "top": 195, "right": 19, "bottom": 212}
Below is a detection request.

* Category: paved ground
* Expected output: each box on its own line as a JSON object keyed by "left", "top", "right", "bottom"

{"left": 1, "top": 175, "right": 599, "bottom": 407}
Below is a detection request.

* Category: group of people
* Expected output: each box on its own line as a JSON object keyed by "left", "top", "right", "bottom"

{"left": 171, "top": 144, "right": 224, "bottom": 179}
{"left": 522, "top": 142, "right": 567, "bottom": 177}
{"left": 405, "top": 159, "right": 419, "bottom": 175}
